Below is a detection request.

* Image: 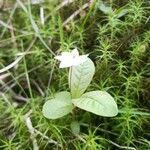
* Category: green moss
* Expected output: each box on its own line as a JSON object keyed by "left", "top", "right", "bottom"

{"left": 0, "top": 0, "right": 149, "bottom": 149}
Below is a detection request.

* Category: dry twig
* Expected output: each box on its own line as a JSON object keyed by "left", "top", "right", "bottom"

{"left": 24, "top": 110, "right": 62, "bottom": 149}
{"left": 24, "top": 110, "right": 39, "bottom": 150}
{"left": 0, "top": 37, "right": 37, "bottom": 74}
{"left": 56, "top": 0, "right": 75, "bottom": 11}
{"left": 108, "top": 140, "right": 136, "bottom": 150}
{"left": 62, "top": 2, "right": 90, "bottom": 26}
{"left": 0, "top": 73, "right": 10, "bottom": 80}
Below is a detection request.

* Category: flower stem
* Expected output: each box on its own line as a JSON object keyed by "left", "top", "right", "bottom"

{"left": 69, "top": 67, "right": 72, "bottom": 96}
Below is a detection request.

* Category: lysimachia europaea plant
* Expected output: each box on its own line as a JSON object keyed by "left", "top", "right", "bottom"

{"left": 42, "top": 48, "right": 118, "bottom": 119}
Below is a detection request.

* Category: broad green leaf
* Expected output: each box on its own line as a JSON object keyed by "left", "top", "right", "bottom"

{"left": 99, "top": 3, "right": 113, "bottom": 15}
{"left": 70, "top": 121, "right": 80, "bottom": 135}
{"left": 42, "top": 92, "right": 73, "bottom": 119}
{"left": 72, "top": 91, "right": 118, "bottom": 117}
{"left": 54, "top": 91, "right": 71, "bottom": 102}
{"left": 69, "top": 58, "right": 95, "bottom": 98}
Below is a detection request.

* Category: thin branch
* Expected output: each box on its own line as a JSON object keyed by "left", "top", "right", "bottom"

{"left": 24, "top": 110, "right": 62, "bottom": 148}
{"left": 0, "top": 20, "right": 23, "bottom": 33}
{"left": 0, "top": 79, "right": 16, "bottom": 96}
{"left": 55, "top": 0, "right": 75, "bottom": 11}
{"left": 0, "top": 73, "right": 11, "bottom": 80}
{"left": 0, "top": 75, "right": 28, "bottom": 103}
{"left": 0, "top": 56, "right": 23, "bottom": 74}
{"left": 31, "top": 79, "right": 45, "bottom": 96}
{"left": 0, "top": 60, "right": 50, "bottom": 91}
{"left": 108, "top": 140, "right": 136, "bottom": 150}
{"left": 0, "top": 37, "right": 37, "bottom": 73}
{"left": 14, "top": 95, "right": 28, "bottom": 102}
{"left": 62, "top": 3, "right": 90, "bottom": 26}
{"left": 24, "top": 111, "right": 39, "bottom": 150}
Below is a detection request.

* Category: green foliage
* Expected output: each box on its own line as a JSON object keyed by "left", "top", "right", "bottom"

{"left": 99, "top": 2, "right": 113, "bottom": 15}
{"left": 42, "top": 92, "right": 73, "bottom": 119}
{"left": 0, "top": 0, "right": 149, "bottom": 149}
{"left": 73, "top": 91, "right": 118, "bottom": 117}
{"left": 69, "top": 58, "right": 95, "bottom": 98}
{"left": 43, "top": 57, "right": 117, "bottom": 119}
{"left": 70, "top": 121, "right": 80, "bottom": 135}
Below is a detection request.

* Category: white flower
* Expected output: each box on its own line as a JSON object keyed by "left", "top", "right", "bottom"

{"left": 55, "top": 48, "right": 89, "bottom": 68}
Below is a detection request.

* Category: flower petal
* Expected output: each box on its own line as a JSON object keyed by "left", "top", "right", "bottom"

{"left": 55, "top": 56, "right": 63, "bottom": 61}
{"left": 71, "top": 48, "right": 79, "bottom": 58}
{"left": 55, "top": 52, "right": 71, "bottom": 61}
{"left": 55, "top": 49, "right": 89, "bottom": 68}
{"left": 73, "top": 55, "right": 89, "bottom": 66}
{"left": 59, "top": 61, "right": 73, "bottom": 68}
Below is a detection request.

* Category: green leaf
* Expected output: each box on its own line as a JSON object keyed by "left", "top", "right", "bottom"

{"left": 72, "top": 91, "right": 118, "bottom": 117}
{"left": 115, "top": 9, "right": 128, "bottom": 18}
{"left": 70, "top": 121, "right": 80, "bottom": 135}
{"left": 69, "top": 58, "right": 95, "bottom": 98}
{"left": 54, "top": 91, "right": 71, "bottom": 102}
{"left": 99, "top": 3, "right": 113, "bottom": 15}
{"left": 42, "top": 92, "right": 73, "bottom": 119}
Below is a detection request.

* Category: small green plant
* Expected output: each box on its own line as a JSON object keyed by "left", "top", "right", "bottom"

{"left": 42, "top": 48, "right": 118, "bottom": 119}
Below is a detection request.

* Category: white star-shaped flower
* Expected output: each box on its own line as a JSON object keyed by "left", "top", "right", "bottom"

{"left": 55, "top": 48, "right": 89, "bottom": 68}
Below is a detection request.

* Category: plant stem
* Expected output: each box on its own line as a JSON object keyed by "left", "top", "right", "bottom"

{"left": 69, "top": 67, "right": 72, "bottom": 96}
